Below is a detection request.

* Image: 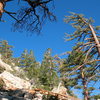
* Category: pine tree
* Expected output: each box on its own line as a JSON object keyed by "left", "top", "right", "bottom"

{"left": 0, "top": 40, "right": 13, "bottom": 62}
{"left": 60, "top": 48, "right": 100, "bottom": 100}
{"left": 64, "top": 12, "right": 100, "bottom": 58}
{"left": 0, "top": 40, "right": 13, "bottom": 58}
{"left": 19, "top": 49, "right": 39, "bottom": 80}
{"left": 62, "top": 13, "right": 100, "bottom": 100}
{"left": 39, "top": 48, "right": 59, "bottom": 90}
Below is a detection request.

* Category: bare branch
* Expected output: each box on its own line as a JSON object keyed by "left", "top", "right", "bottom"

{"left": 5, "top": 10, "right": 19, "bottom": 22}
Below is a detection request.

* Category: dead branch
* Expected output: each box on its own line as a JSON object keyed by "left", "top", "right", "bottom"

{"left": 28, "top": 88, "right": 80, "bottom": 100}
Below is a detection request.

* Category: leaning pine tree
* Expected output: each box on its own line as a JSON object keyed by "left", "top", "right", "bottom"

{"left": 60, "top": 46, "right": 100, "bottom": 100}
{"left": 64, "top": 12, "right": 100, "bottom": 72}
{"left": 60, "top": 12, "right": 100, "bottom": 100}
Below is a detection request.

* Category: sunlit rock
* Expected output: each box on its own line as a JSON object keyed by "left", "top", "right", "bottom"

{"left": 0, "top": 71, "right": 31, "bottom": 89}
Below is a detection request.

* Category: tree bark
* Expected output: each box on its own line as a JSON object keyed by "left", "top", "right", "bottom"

{"left": 89, "top": 24, "right": 100, "bottom": 56}
{"left": 81, "top": 71, "right": 89, "bottom": 100}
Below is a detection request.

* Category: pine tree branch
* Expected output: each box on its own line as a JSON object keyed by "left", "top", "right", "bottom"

{"left": 67, "top": 59, "right": 100, "bottom": 76}
{"left": 79, "top": 16, "right": 100, "bottom": 56}
{"left": 84, "top": 45, "right": 95, "bottom": 62}
{"left": 89, "top": 24, "right": 100, "bottom": 56}
{"left": 86, "top": 72, "right": 100, "bottom": 85}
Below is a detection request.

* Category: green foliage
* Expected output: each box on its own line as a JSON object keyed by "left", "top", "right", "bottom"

{"left": 18, "top": 49, "right": 39, "bottom": 80}
{"left": 0, "top": 40, "right": 13, "bottom": 59}
{"left": 95, "top": 26, "right": 100, "bottom": 30}
{"left": 62, "top": 12, "right": 100, "bottom": 99}
{"left": 19, "top": 49, "right": 35, "bottom": 67}
{"left": 17, "top": 48, "right": 59, "bottom": 90}
{"left": 88, "top": 87, "right": 95, "bottom": 91}
{"left": 92, "top": 95, "right": 100, "bottom": 99}
{"left": 39, "top": 48, "right": 59, "bottom": 90}
{"left": 74, "top": 85, "right": 83, "bottom": 89}
{"left": 64, "top": 12, "right": 100, "bottom": 58}
{"left": 60, "top": 48, "right": 100, "bottom": 99}
{"left": 0, "top": 40, "right": 14, "bottom": 65}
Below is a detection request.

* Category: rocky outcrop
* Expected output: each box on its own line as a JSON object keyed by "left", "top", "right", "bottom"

{"left": 52, "top": 85, "right": 68, "bottom": 95}
{"left": 52, "top": 85, "right": 80, "bottom": 100}
{"left": 0, "top": 54, "right": 81, "bottom": 100}
{"left": 0, "top": 71, "right": 31, "bottom": 89}
{"left": 0, "top": 56, "right": 42, "bottom": 100}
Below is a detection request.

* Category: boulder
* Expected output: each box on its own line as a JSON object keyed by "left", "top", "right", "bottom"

{"left": 52, "top": 82, "right": 68, "bottom": 95}
{"left": 0, "top": 71, "right": 31, "bottom": 89}
{"left": 52, "top": 86, "right": 67, "bottom": 95}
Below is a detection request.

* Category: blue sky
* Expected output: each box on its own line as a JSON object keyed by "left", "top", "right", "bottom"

{"left": 0, "top": 0, "right": 100, "bottom": 62}
{"left": 0, "top": 0, "right": 100, "bottom": 99}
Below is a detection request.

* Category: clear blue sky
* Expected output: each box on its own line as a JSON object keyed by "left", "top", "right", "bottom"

{"left": 0, "top": 0, "right": 100, "bottom": 61}
{"left": 0, "top": 0, "right": 100, "bottom": 99}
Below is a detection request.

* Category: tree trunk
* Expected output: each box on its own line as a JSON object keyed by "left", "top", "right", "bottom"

{"left": 83, "top": 81, "right": 89, "bottom": 100}
{"left": 81, "top": 71, "right": 89, "bottom": 100}
{"left": 89, "top": 24, "right": 100, "bottom": 56}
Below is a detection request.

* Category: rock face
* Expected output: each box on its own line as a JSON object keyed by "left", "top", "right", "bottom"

{"left": 0, "top": 71, "right": 31, "bottom": 89}
{"left": 52, "top": 85, "right": 68, "bottom": 95}
{"left": 0, "top": 55, "right": 42, "bottom": 100}
{"left": 52, "top": 82, "right": 68, "bottom": 96}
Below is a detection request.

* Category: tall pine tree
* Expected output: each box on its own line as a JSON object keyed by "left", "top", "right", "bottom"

{"left": 60, "top": 47, "right": 100, "bottom": 100}
{"left": 61, "top": 12, "right": 100, "bottom": 100}
{"left": 19, "top": 49, "right": 40, "bottom": 80}
{"left": 0, "top": 40, "right": 13, "bottom": 59}
{"left": 39, "top": 48, "right": 59, "bottom": 90}
{"left": 0, "top": 40, "right": 13, "bottom": 65}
